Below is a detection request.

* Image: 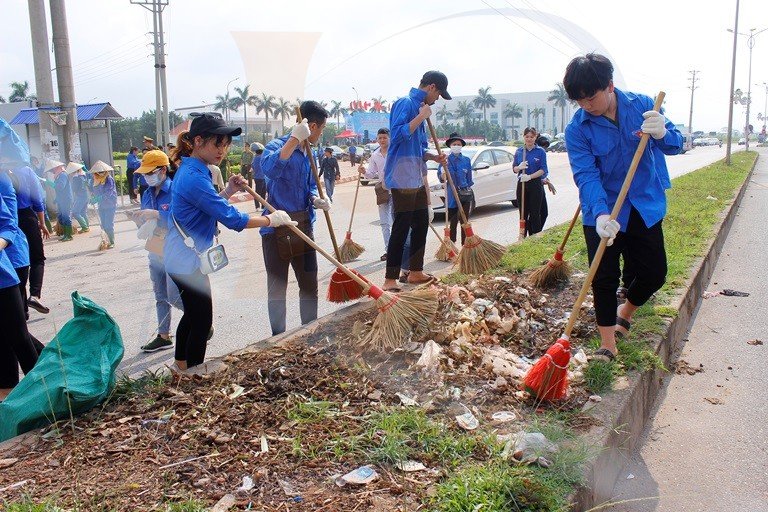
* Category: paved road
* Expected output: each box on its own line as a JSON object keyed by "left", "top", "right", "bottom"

{"left": 609, "top": 148, "right": 768, "bottom": 511}
{"left": 26, "top": 145, "right": 734, "bottom": 377}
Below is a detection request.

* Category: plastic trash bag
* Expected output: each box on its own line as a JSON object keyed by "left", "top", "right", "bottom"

{"left": 0, "top": 292, "right": 124, "bottom": 441}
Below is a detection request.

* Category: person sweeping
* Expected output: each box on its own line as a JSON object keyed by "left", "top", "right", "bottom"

{"left": 513, "top": 127, "right": 548, "bottom": 237}
{"left": 562, "top": 53, "right": 682, "bottom": 362}
{"left": 47, "top": 159, "right": 73, "bottom": 242}
{"left": 90, "top": 161, "right": 118, "bottom": 249}
{"left": 438, "top": 132, "right": 473, "bottom": 246}
{"left": 68, "top": 162, "right": 90, "bottom": 234}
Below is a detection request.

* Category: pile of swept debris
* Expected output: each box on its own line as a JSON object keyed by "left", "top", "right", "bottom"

{"left": 0, "top": 272, "right": 601, "bottom": 511}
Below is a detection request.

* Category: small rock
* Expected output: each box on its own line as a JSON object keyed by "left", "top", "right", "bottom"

{"left": 367, "top": 390, "right": 383, "bottom": 401}
{"left": 493, "top": 376, "right": 508, "bottom": 390}
{"left": 210, "top": 494, "right": 236, "bottom": 512}
{"left": 193, "top": 477, "right": 211, "bottom": 487}
{"left": 588, "top": 395, "right": 602, "bottom": 403}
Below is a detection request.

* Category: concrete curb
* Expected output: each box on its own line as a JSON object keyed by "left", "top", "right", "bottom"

{"left": 571, "top": 154, "right": 759, "bottom": 510}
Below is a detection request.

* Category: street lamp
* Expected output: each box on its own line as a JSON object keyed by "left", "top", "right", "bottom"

{"left": 226, "top": 77, "right": 239, "bottom": 124}
{"left": 728, "top": 27, "right": 767, "bottom": 151}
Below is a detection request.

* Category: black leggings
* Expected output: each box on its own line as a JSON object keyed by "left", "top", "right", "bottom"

{"left": 169, "top": 270, "right": 212, "bottom": 368}
{"left": 516, "top": 178, "right": 545, "bottom": 235}
{"left": 584, "top": 207, "right": 667, "bottom": 326}
{"left": 0, "top": 284, "right": 39, "bottom": 388}
{"left": 17, "top": 207, "right": 45, "bottom": 298}
{"left": 447, "top": 200, "right": 472, "bottom": 245}
{"left": 386, "top": 187, "right": 429, "bottom": 280}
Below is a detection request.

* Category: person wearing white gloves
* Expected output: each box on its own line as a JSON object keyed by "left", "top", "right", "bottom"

{"left": 563, "top": 53, "right": 682, "bottom": 362}
{"left": 512, "top": 127, "right": 549, "bottom": 235}
{"left": 259, "top": 100, "right": 329, "bottom": 335}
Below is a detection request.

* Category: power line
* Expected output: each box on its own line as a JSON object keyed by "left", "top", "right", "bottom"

{"left": 74, "top": 54, "right": 150, "bottom": 83}
{"left": 477, "top": 0, "right": 571, "bottom": 57}
{"left": 74, "top": 60, "right": 148, "bottom": 87}
{"left": 70, "top": 34, "right": 148, "bottom": 68}
{"left": 502, "top": 0, "right": 580, "bottom": 54}
{"left": 72, "top": 42, "right": 152, "bottom": 75}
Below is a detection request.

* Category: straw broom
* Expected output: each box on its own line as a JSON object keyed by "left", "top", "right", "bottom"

{"left": 294, "top": 107, "right": 359, "bottom": 303}
{"left": 524, "top": 92, "right": 665, "bottom": 401}
{"left": 245, "top": 185, "right": 439, "bottom": 351}
{"left": 426, "top": 119, "right": 504, "bottom": 274}
{"left": 430, "top": 222, "right": 457, "bottom": 262}
{"left": 527, "top": 204, "right": 582, "bottom": 288}
{"left": 338, "top": 172, "right": 366, "bottom": 263}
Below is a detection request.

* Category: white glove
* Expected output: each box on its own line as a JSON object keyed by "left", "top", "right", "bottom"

{"left": 595, "top": 214, "right": 620, "bottom": 246}
{"left": 267, "top": 210, "right": 298, "bottom": 228}
{"left": 290, "top": 118, "right": 311, "bottom": 142}
{"left": 427, "top": 203, "right": 434, "bottom": 221}
{"left": 516, "top": 161, "right": 528, "bottom": 172}
{"left": 313, "top": 196, "right": 331, "bottom": 211}
{"left": 519, "top": 173, "right": 531, "bottom": 183}
{"left": 641, "top": 111, "right": 667, "bottom": 140}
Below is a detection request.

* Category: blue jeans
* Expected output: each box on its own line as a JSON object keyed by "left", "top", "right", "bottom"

{"left": 149, "top": 257, "right": 183, "bottom": 335}
{"left": 323, "top": 176, "right": 335, "bottom": 200}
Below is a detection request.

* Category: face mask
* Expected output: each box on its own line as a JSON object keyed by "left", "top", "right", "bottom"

{"left": 450, "top": 145, "right": 462, "bottom": 155}
{"left": 145, "top": 173, "right": 163, "bottom": 187}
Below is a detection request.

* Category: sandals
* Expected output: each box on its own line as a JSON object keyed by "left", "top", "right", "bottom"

{"left": 407, "top": 273, "right": 437, "bottom": 285}
{"left": 383, "top": 287, "right": 402, "bottom": 293}
{"left": 398, "top": 271, "right": 410, "bottom": 284}
{"left": 615, "top": 315, "right": 631, "bottom": 339}
{"left": 589, "top": 348, "right": 616, "bottom": 363}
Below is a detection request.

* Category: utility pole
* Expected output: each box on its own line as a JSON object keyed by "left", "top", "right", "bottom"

{"left": 27, "top": 0, "right": 59, "bottom": 161}
{"left": 725, "top": 0, "right": 739, "bottom": 165}
{"left": 49, "top": 0, "right": 81, "bottom": 163}
{"left": 131, "top": 0, "right": 169, "bottom": 147}
{"left": 687, "top": 70, "right": 699, "bottom": 137}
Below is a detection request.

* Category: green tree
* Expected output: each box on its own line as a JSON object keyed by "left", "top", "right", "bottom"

{"left": 455, "top": 100, "right": 475, "bottom": 134}
{"left": 436, "top": 105, "right": 452, "bottom": 133}
{"left": 329, "top": 100, "right": 347, "bottom": 127}
{"left": 232, "top": 85, "right": 256, "bottom": 140}
{"left": 531, "top": 107, "right": 546, "bottom": 131}
{"left": 273, "top": 97, "right": 291, "bottom": 134}
{"left": 213, "top": 92, "right": 232, "bottom": 122}
{"left": 254, "top": 93, "right": 277, "bottom": 143}
{"left": 369, "top": 96, "right": 388, "bottom": 113}
{"left": 9, "top": 81, "right": 35, "bottom": 103}
{"left": 472, "top": 86, "right": 496, "bottom": 123}
{"left": 110, "top": 110, "right": 183, "bottom": 151}
{"left": 503, "top": 103, "right": 523, "bottom": 140}
{"left": 547, "top": 83, "right": 569, "bottom": 133}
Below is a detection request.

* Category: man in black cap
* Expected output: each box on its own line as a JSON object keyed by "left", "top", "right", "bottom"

{"left": 381, "top": 71, "right": 450, "bottom": 292}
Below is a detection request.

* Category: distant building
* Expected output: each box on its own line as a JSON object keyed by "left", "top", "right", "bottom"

{"left": 173, "top": 104, "right": 282, "bottom": 142}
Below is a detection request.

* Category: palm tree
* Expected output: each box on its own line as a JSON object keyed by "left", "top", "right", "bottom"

{"left": 472, "top": 86, "right": 496, "bottom": 123}
{"left": 329, "top": 100, "right": 347, "bottom": 127}
{"left": 503, "top": 102, "right": 523, "bottom": 140}
{"left": 232, "top": 85, "right": 256, "bottom": 140}
{"left": 436, "top": 105, "right": 452, "bottom": 133}
{"left": 8, "top": 81, "right": 35, "bottom": 103}
{"left": 213, "top": 92, "right": 231, "bottom": 122}
{"left": 254, "top": 93, "right": 277, "bottom": 142}
{"left": 531, "top": 107, "right": 546, "bottom": 131}
{"left": 454, "top": 100, "right": 475, "bottom": 134}
{"left": 0, "top": 96, "right": 5, "bottom": 103}
{"left": 547, "top": 83, "right": 570, "bottom": 133}
{"left": 272, "top": 97, "right": 291, "bottom": 134}
{"left": 369, "top": 96, "right": 388, "bottom": 113}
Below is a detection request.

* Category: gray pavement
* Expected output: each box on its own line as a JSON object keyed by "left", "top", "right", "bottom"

{"left": 25, "top": 146, "right": 733, "bottom": 377}
{"left": 609, "top": 148, "right": 768, "bottom": 511}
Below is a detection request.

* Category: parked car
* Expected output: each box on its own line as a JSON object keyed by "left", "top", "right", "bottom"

{"left": 738, "top": 137, "right": 746, "bottom": 145}
{"left": 487, "top": 141, "right": 506, "bottom": 147}
{"left": 704, "top": 137, "right": 722, "bottom": 147}
{"left": 426, "top": 146, "right": 518, "bottom": 220}
{"left": 326, "top": 145, "right": 344, "bottom": 159}
{"left": 547, "top": 140, "right": 567, "bottom": 153}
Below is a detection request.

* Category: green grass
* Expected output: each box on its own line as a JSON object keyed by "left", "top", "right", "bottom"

{"left": 583, "top": 360, "right": 616, "bottom": 395}
{"left": 286, "top": 398, "right": 338, "bottom": 424}
{"left": 1, "top": 500, "right": 64, "bottom": 512}
{"left": 164, "top": 500, "right": 209, "bottom": 512}
{"left": 108, "top": 370, "right": 169, "bottom": 403}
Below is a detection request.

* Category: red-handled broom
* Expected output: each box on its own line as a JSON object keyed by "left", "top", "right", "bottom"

{"left": 245, "top": 185, "right": 439, "bottom": 351}
{"left": 524, "top": 91, "right": 666, "bottom": 401}
{"left": 426, "top": 119, "right": 505, "bottom": 274}
{"left": 527, "top": 204, "right": 582, "bottom": 288}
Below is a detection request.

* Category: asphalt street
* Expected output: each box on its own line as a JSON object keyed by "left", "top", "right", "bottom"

{"left": 26, "top": 145, "right": 734, "bottom": 377}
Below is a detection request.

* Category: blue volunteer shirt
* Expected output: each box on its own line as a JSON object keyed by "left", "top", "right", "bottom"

{"left": 141, "top": 176, "right": 173, "bottom": 262}
{"left": 164, "top": 156, "right": 249, "bottom": 275}
{"left": 437, "top": 153, "right": 473, "bottom": 209}
{"left": 384, "top": 88, "right": 429, "bottom": 190}
{"left": 93, "top": 175, "right": 118, "bottom": 208}
{"left": 127, "top": 152, "right": 141, "bottom": 171}
{"left": 251, "top": 153, "right": 264, "bottom": 180}
{"left": 259, "top": 135, "right": 318, "bottom": 235}
{"left": 11, "top": 165, "right": 45, "bottom": 212}
{"left": 0, "top": 172, "right": 30, "bottom": 268}
{"left": 565, "top": 88, "right": 682, "bottom": 230}
{"left": 513, "top": 145, "right": 549, "bottom": 180}
{"left": 0, "top": 194, "right": 20, "bottom": 290}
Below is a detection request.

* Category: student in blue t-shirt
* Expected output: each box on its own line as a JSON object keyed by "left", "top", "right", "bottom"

{"left": 513, "top": 127, "right": 549, "bottom": 236}
{"left": 563, "top": 52, "right": 682, "bottom": 362}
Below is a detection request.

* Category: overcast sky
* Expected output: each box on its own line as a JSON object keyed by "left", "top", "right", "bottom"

{"left": 1, "top": 0, "right": 766, "bottom": 133}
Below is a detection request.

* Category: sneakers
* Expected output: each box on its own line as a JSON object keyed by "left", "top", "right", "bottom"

{"left": 141, "top": 335, "right": 173, "bottom": 353}
{"left": 28, "top": 296, "right": 50, "bottom": 314}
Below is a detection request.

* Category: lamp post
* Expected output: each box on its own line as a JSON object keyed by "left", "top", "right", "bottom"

{"left": 728, "top": 27, "right": 767, "bottom": 151}
{"left": 226, "top": 77, "right": 239, "bottom": 124}
{"left": 760, "top": 82, "right": 768, "bottom": 133}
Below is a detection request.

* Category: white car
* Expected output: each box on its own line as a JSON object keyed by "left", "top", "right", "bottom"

{"left": 427, "top": 145, "right": 518, "bottom": 217}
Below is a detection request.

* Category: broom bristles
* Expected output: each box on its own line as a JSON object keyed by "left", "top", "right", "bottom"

{"left": 361, "top": 287, "right": 439, "bottom": 351}
{"left": 339, "top": 233, "right": 366, "bottom": 263}
{"left": 523, "top": 338, "right": 571, "bottom": 401}
{"left": 327, "top": 268, "right": 367, "bottom": 303}
{"left": 435, "top": 236, "right": 458, "bottom": 262}
{"left": 528, "top": 249, "right": 573, "bottom": 288}
{"left": 457, "top": 228, "right": 505, "bottom": 275}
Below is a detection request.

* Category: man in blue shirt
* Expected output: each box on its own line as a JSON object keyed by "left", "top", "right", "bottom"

{"left": 382, "top": 71, "right": 449, "bottom": 292}
{"left": 260, "top": 100, "right": 330, "bottom": 335}
{"left": 563, "top": 53, "right": 682, "bottom": 362}
{"left": 347, "top": 144, "right": 357, "bottom": 167}
{"left": 126, "top": 146, "right": 141, "bottom": 204}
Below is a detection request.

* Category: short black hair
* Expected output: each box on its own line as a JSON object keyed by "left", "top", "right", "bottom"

{"left": 324, "top": 147, "right": 332, "bottom": 153}
{"left": 377, "top": 128, "right": 390, "bottom": 135}
{"left": 299, "top": 100, "right": 329, "bottom": 125}
{"left": 523, "top": 127, "right": 538, "bottom": 137}
{"left": 130, "top": 146, "right": 139, "bottom": 152}
{"left": 563, "top": 53, "right": 614, "bottom": 101}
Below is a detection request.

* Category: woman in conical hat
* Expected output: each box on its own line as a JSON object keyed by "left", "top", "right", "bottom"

{"left": 89, "top": 161, "right": 118, "bottom": 248}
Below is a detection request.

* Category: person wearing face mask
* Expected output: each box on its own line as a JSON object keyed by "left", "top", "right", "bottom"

{"left": 133, "top": 150, "right": 184, "bottom": 353}
{"left": 513, "top": 127, "right": 548, "bottom": 236}
{"left": 164, "top": 118, "right": 296, "bottom": 373}
{"left": 437, "top": 132, "right": 474, "bottom": 245}
{"left": 260, "top": 100, "right": 329, "bottom": 336}
{"left": 90, "top": 161, "right": 118, "bottom": 249}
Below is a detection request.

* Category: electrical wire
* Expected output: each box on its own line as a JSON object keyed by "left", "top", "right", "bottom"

{"left": 71, "top": 34, "right": 148, "bottom": 69}
{"left": 75, "top": 60, "right": 149, "bottom": 88}
{"left": 477, "top": 0, "right": 571, "bottom": 57}
{"left": 73, "top": 42, "right": 152, "bottom": 75}
{"left": 74, "top": 53, "right": 150, "bottom": 83}
{"left": 508, "top": 0, "right": 582, "bottom": 53}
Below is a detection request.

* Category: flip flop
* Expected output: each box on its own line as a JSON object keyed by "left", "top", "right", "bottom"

{"left": 398, "top": 271, "right": 410, "bottom": 284}
{"left": 615, "top": 316, "right": 631, "bottom": 339}
{"left": 383, "top": 287, "right": 402, "bottom": 293}
{"left": 407, "top": 273, "right": 437, "bottom": 285}
{"left": 589, "top": 348, "right": 616, "bottom": 363}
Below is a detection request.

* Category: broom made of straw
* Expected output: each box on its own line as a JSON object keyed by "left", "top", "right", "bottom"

{"left": 527, "top": 204, "right": 582, "bottom": 288}
{"left": 523, "top": 91, "right": 665, "bottom": 401}
{"left": 426, "top": 119, "right": 505, "bottom": 275}
{"left": 339, "top": 172, "right": 366, "bottom": 263}
{"left": 244, "top": 185, "right": 439, "bottom": 351}
{"left": 434, "top": 171, "right": 459, "bottom": 262}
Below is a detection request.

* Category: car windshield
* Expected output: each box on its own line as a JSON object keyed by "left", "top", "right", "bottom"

{"left": 462, "top": 149, "right": 479, "bottom": 159}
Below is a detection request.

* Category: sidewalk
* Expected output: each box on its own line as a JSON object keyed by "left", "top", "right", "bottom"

{"left": 609, "top": 150, "right": 768, "bottom": 511}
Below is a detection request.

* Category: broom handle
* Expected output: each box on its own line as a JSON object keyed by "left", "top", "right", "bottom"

{"left": 347, "top": 171, "right": 362, "bottom": 233}
{"left": 519, "top": 148, "right": 527, "bottom": 238}
{"left": 426, "top": 119, "right": 469, "bottom": 225}
{"left": 558, "top": 204, "right": 582, "bottom": 253}
{"left": 429, "top": 222, "right": 454, "bottom": 252}
{"left": 243, "top": 184, "right": 371, "bottom": 291}
{"left": 563, "top": 91, "right": 665, "bottom": 338}
{"left": 295, "top": 107, "right": 342, "bottom": 260}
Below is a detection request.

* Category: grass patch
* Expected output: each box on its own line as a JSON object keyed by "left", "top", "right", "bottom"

{"left": 108, "top": 370, "right": 169, "bottom": 403}
{"left": 164, "top": 500, "right": 208, "bottom": 512}
{"left": 584, "top": 360, "right": 616, "bottom": 394}
{"left": 286, "top": 398, "right": 338, "bottom": 424}
{"left": 1, "top": 500, "right": 64, "bottom": 512}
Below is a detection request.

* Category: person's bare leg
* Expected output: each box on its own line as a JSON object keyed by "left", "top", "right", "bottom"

{"left": 174, "top": 360, "right": 187, "bottom": 371}
{"left": 383, "top": 278, "right": 399, "bottom": 291}
{"left": 616, "top": 300, "right": 639, "bottom": 336}
{"left": 407, "top": 270, "right": 432, "bottom": 283}
{"left": 0, "top": 388, "right": 13, "bottom": 401}
{"left": 597, "top": 326, "right": 618, "bottom": 356}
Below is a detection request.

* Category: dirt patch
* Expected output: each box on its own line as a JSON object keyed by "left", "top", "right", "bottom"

{"left": 0, "top": 272, "right": 600, "bottom": 510}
